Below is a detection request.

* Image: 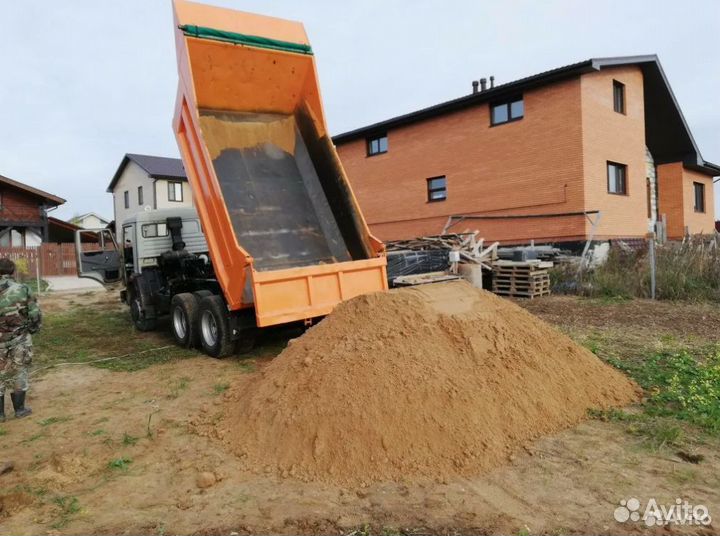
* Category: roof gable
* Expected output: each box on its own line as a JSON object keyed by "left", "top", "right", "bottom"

{"left": 107, "top": 153, "right": 187, "bottom": 192}
{"left": 0, "top": 174, "right": 65, "bottom": 206}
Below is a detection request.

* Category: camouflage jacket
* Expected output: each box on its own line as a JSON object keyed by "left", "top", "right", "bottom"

{"left": 0, "top": 275, "right": 41, "bottom": 347}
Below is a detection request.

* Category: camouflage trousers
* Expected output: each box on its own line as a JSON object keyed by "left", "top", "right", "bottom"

{"left": 0, "top": 336, "right": 32, "bottom": 396}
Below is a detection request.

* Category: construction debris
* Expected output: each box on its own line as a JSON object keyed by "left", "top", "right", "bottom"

{"left": 210, "top": 281, "right": 640, "bottom": 485}
{"left": 386, "top": 233, "right": 499, "bottom": 286}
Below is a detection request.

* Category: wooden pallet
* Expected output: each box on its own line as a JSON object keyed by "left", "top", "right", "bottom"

{"left": 491, "top": 260, "right": 552, "bottom": 298}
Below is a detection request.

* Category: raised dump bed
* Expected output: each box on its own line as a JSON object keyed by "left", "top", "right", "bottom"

{"left": 78, "top": 1, "right": 387, "bottom": 358}
{"left": 172, "top": 1, "right": 387, "bottom": 331}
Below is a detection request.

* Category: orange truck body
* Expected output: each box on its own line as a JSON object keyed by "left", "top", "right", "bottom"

{"left": 171, "top": 0, "right": 387, "bottom": 327}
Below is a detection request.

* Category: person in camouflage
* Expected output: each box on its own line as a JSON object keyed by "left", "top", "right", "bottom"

{"left": 0, "top": 258, "right": 41, "bottom": 421}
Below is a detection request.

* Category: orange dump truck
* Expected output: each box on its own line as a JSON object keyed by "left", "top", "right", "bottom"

{"left": 78, "top": 0, "right": 387, "bottom": 357}
{"left": 166, "top": 1, "right": 386, "bottom": 355}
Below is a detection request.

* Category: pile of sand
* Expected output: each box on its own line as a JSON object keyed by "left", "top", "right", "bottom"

{"left": 215, "top": 281, "right": 639, "bottom": 485}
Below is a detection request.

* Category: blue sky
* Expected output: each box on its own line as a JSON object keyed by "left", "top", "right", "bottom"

{"left": 0, "top": 0, "right": 718, "bottom": 220}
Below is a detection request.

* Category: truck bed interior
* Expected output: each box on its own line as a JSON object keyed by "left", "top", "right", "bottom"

{"left": 199, "top": 110, "right": 370, "bottom": 271}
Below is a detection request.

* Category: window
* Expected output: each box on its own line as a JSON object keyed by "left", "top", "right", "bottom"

{"left": 123, "top": 190, "right": 129, "bottom": 209}
{"left": 137, "top": 186, "right": 144, "bottom": 206}
{"left": 141, "top": 223, "right": 169, "bottom": 238}
{"left": 491, "top": 97, "right": 524, "bottom": 125}
{"left": 607, "top": 162, "right": 627, "bottom": 195}
{"left": 427, "top": 176, "right": 447, "bottom": 202}
{"left": 366, "top": 134, "right": 388, "bottom": 156}
{"left": 613, "top": 80, "right": 625, "bottom": 114}
{"left": 168, "top": 181, "right": 183, "bottom": 202}
{"left": 693, "top": 182, "right": 705, "bottom": 213}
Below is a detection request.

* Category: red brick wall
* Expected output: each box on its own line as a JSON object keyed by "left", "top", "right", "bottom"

{"left": 657, "top": 163, "right": 715, "bottom": 238}
{"left": 0, "top": 187, "right": 43, "bottom": 223}
{"left": 682, "top": 168, "right": 715, "bottom": 235}
{"left": 336, "top": 77, "right": 587, "bottom": 243}
{"left": 657, "top": 162, "right": 684, "bottom": 238}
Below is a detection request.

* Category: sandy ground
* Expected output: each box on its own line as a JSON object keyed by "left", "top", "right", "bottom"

{"left": 0, "top": 291, "right": 717, "bottom": 535}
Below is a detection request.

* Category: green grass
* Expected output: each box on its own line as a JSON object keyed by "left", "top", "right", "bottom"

{"left": 39, "top": 416, "right": 72, "bottom": 427}
{"left": 607, "top": 350, "right": 720, "bottom": 435}
{"left": 107, "top": 457, "right": 133, "bottom": 471}
{"left": 22, "top": 431, "right": 48, "bottom": 444}
{"left": 34, "top": 305, "right": 199, "bottom": 373}
{"left": 88, "top": 428, "right": 107, "bottom": 437}
{"left": 587, "top": 346, "right": 720, "bottom": 450}
{"left": 51, "top": 495, "right": 81, "bottom": 529}
{"left": 122, "top": 433, "right": 139, "bottom": 446}
{"left": 25, "top": 278, "right": 50, "bottom": 294}
{"left": 212, "top": 382, "right": 230, "bottom": 395}
{"left": 236, "top": 360, "right": 257, "bottom": 373}
{"left": 167, "top": 376, "right": 191, "bottom": 399}
{"left": 0, "top": 427, "right": 7, "bottom": 437}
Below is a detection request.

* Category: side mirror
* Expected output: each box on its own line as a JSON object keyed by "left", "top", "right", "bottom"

{"left": 74, "top": 228, "right": 122, "bottom": 284}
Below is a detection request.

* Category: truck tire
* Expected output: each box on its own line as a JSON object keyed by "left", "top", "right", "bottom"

{"left": 129, "top": 291, "right": 156, "bottom": 331}
{"left": 236, "top": 329, "right": 257, "bottom": 354}
{"left": 170, "top": 293, "right": 199, "bottom": 348}
{"left": 198, "top": 295, "right": 234, "bottom": 358}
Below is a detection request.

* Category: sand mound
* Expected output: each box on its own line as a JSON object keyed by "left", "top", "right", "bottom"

{"left": 217, "top": 281, "right": 639, "bottom": 485}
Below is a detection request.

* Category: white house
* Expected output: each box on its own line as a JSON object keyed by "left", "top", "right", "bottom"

{"left": 69, "top": 212, "right": 110, "bottom": 229}
{"left": 107, "top": 153, "right": 193, "bottom": 234}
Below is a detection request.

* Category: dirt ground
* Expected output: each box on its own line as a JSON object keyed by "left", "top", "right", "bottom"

{"left": 0, "top": 290, "right": 718, "bottom": 535}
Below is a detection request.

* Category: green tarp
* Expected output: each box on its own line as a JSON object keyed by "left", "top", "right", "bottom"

{"left": 179, "top": 24, "right": 313, "bottom": 55}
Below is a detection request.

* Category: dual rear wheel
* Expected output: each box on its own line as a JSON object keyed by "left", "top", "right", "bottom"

{"left": 170, "top": 292, "right": 252, "bottom": 359}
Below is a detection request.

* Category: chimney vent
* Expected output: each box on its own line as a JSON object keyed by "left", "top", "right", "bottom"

{"left": 471, "top": 80, "right": 479, "bottom": 94}
{"left": 490, "top": 75, "right": 495, "bottom": 89}
{"left": 480, "top": 78, "right": 487, "bottom": 91}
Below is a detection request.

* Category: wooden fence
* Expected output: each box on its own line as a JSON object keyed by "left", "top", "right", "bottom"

{"left": 0, "top": 243, "right": 96, "bottom": 277}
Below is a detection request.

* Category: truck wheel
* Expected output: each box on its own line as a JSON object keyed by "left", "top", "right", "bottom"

{"left": 130, "top": 295, "right": 156, "bottom": 331}
{"left": 170, "top": 293, "right": 199, "bottom": 348}
{"left": 198, "top": 295, "right": 234, "bottom": 358}
{"left": 236, "top": 329, "right": 257, "bottom": 354}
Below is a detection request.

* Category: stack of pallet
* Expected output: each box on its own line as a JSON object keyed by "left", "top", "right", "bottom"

{"left": 492, "top": 260, "right": 552, "bottom": 298}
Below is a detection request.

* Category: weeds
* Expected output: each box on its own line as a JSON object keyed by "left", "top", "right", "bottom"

{"left": 51, "top": 495, "right": 81, "bottom": 529}
{"left": 107, "top": 457, "right": 133, "bottom": 472}
{"left": 212, "top": 382, "right": 230, "bottom": 395}
{"left": 609, "top": 350, "right": 720, "bottom": 434}
{"left": 237, "top": 360, "right": 256, "bottom": 373}
{"left": 22, "top": 432, "right": 48, "bottom": 444}
{"left": 122, "top": 433, "right": 139, "bottom": 446}
{"left": 554, "top": 236, "right": 720, "bottom": 301}
{"left": 167, "top": 376, "right": 191, "bottom": 399}
{"left": 88, "top": 429, "right": 107, "bottom": 437}
{"left": 39, "top": 416, "right": 72, "bottom": 427}
{"left": 0, "top": 427, "right": 6, "bottom": 437}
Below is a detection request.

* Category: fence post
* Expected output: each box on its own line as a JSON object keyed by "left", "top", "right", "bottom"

{"left": 35, "top": 254, "right": 41, "bottom": 296}
{"left": 647, "top": 232, "right": 656, "bottom": 300}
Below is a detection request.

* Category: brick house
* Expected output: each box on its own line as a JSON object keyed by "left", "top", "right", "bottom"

{"left": 0, "top": 173, "right": 65, "bottom": 247}
{"left": 333, "top": 55, "right": 720, "bottom": 244}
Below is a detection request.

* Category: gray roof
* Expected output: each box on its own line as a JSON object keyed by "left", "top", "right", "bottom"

{"left": 107, "top": 153, "right": 186, "bottom": 192}
{"left": 332, "top": 55, "right": 719, "bottom": 176}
